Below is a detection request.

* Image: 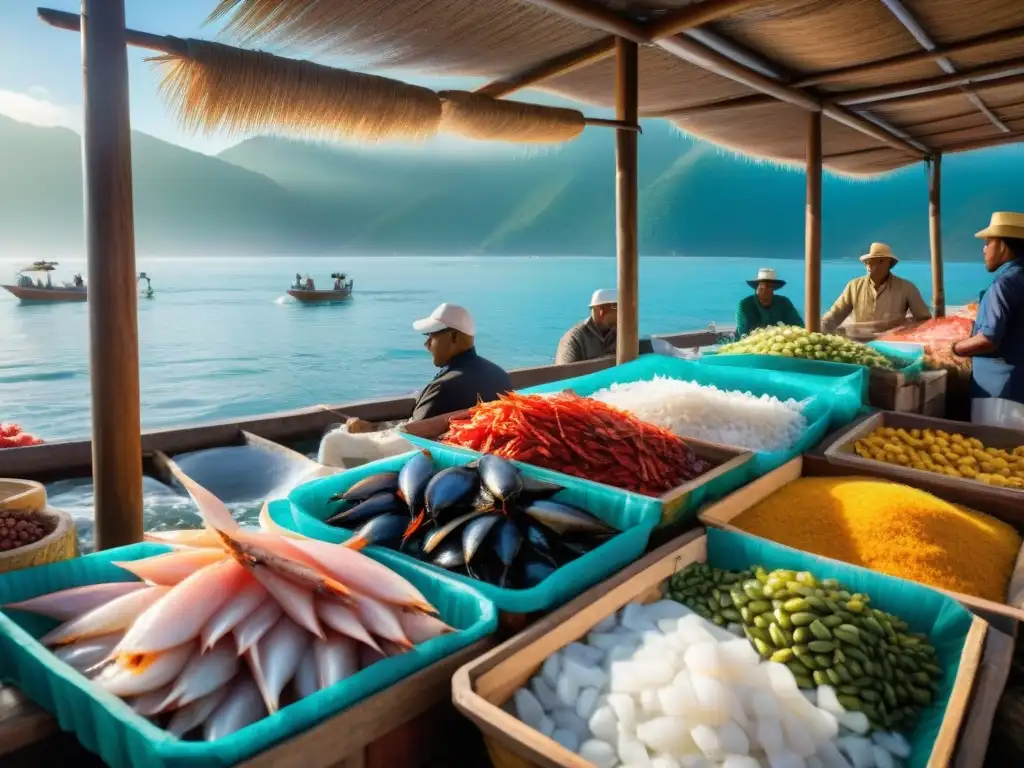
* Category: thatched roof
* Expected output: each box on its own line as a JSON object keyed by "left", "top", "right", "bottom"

{"left": 202, "top": 0, "right": 1024, "bottom": 175}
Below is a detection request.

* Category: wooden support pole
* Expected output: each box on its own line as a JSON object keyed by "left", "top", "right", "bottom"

{"left": 615, "top": 37, "right": 639, "bottom": 365}
{"left": 805, "top": 111, "right": 823, "bottom": 333}
{"left": 929, "top": 154, "right": 945, "bottom": 317}
{"left": 81, "top": 0, "right": 144, "bottom": 549}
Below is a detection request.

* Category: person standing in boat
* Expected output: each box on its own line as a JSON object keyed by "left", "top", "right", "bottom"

{"left": 821, "top": 243, "right": 930, "bottom": 340}
{"left": 345, "top": 303, "right": 512, "bottom": 433}
{"left": 555, "top": 289, "right": 618, "bottom": 364}
{"left": 952, "top": 212, "right": 1024, "bottom": 408}
{"left": 735, "top": 268, "right": 803, "bottom": 338}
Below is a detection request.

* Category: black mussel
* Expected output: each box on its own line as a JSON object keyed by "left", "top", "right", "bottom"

{"left": 408, "top": 467, "right": 478, "bottom": 540}
{"left": 331, "top": 472, "right": 399, "bottom": 504}
{"left": 521, "top": 559, "right": 557, "bottom": 588}
{"left": 521, "top": 500, "right": 614, "bottom": 535}
{"left": 352, "top": 512, "right": 408, "bottom": 546}
{"left": 422, "top": 510, "right": 485, "bottom": 555}
{"left": 471, "top": 486, "right": 497, "bottom": 514}
{"left": 462, "top": 513, "right": 503, "bottom": 565}
{"left": 466, "top": 550, "right": 504, "bottom": 584}
{"left": 477, "top": 455, "right": 523, "bottom": 506}
{"left": 520, "top": 475, "right": 565, "bottom": 500}
{"left": 324, "top": 491, "right": 401, "bottom": 527}
{"left": 398, "top": 450, "right": 436, "bottom": 516}
{"left": 492, "top": 518, "right": 523, "bottom": 588}
{"left": 431, "top": 540, "right": 468, "bottom": 570}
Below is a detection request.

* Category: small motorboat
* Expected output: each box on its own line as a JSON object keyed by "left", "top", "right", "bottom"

{"left": 287, "top": 271, "right": 353, "bottom": 303}
{"left": 1, "top": 262, "right": 87, "bottom": 303}
{"left": 138, "top": 272, "right": 154, "bottom": 299}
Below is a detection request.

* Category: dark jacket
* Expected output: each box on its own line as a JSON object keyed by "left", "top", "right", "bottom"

{"left": 555, "top": 318, "right": 616, "bottom": 365}
{"left": 410, "top": 348, "right": 512, "bottom": 421}
{"left": 735, "top": 294, "right": 804, "bottom": 338}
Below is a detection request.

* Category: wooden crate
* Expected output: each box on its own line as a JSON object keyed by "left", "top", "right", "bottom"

{"left": 451, "top": 530, "right": 992, "bottom": 768}
{"left": 0, "top": 639, "right": 493, "bottom": 768}
{"left": 699, "top": 457, "right": 1024, "bottom": 626}
{"left": 869, "top": 368, "right": 948, "bottom": 415}
{"left": 401, "top": 410, "right": 754, "bottom": 529}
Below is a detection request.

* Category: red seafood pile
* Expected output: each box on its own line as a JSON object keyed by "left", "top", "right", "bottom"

{"left": 0, "top": 423, "right": 43, "bottom": 448}
{"left": 442, "top": 392, "right": 710, "bottom": 496}
{"left": 879, "top": 316, "right": 975, "bottom": 375}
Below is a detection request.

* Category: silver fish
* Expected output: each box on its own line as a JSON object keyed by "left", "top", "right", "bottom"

{"left": 422, "top": 510, "right": 485, "bottom": 555}
{"left": 398, "top": 451, "right": 436, "bottom": 516}
{"left": 331, "top": 472, "right": 399, "bottom": 503}
{"left": 492, "top": 518, "right": 522, "bottom": 587}
{"left": 462, "top": 514, "right": 502, "bottom": 564}
{"left": 477, "top": 454, "right": 523, "bottom": 504}
{"left": 521, "top": 500, "right": 614, "bottom": 535}
{"left": 325, "top": 492, "right": 401, "bottom": 527}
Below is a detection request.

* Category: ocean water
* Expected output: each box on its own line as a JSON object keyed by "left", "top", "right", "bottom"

{"left": 0, "top": 254, "right": 991, "bottom": 441}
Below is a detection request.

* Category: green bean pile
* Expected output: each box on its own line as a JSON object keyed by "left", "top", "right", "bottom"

{"left": 665, "top": 563, "right": 943, "bottom": 732}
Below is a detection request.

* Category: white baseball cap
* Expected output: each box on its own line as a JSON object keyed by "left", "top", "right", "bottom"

{"left": 412, "top": 303, "right": 476, "bottom": 336}
{"left": 590, "top": 289, "right": 617, "bottom": 307}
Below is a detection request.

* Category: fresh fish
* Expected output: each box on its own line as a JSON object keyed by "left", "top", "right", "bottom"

{"left": 431, "top": 540, "right": 468, "bottom": 570}
{"left": 325, "top": 492, "right": 402, "bottom": 527}
{"left": 258, "top": 502, "right": 307, "bottom": 540}
{"left": 144, "top": 529, "right": 222, "bottom": 549}
{"left": 380, "top": 639, "right": 412, "bottom": 657}
{"left": 5, "top": 581, "right": 147, "bottom": 622}
{"left": 493, "top": 519, "right": 523, "bottom": 587}
{"left": 406, "top": 466, "right": 478, "bottom": 539}
{"left": 131, "top": 683, "right": 175, "bottom": 716}
{"left": 204, "top": 675, "right": 266, "bottom": 740}
{"left": 249, "top": 565, "right": 324, "bottom": 639}
{"left": 113, "top": 548, "right": 228, "bottom": 586}
{"left": 477, "top": 454, "right": 523, "bottom": 504}
{"left": 94, "top": 641, "right": 195, "bottom": 697}
{"left": 521, "top": 500, "right": 614, "bottom": 535}
{"left": 171, "top": 464, "right": 243, "bottom": 534}
{"left": 316, "top": 599, "right": 381, "bottom": 651}
{"left": 293, "top": 647, "right": 320, "bottom": 699}
{"left": 40, "top": 586, "right": 170, "bottom": 647}
{"left": 233, "top": 597, "right": 284, "bottom": 654}
{"left": 332, "top": 472, "right": 400, "bottom": 504}
{"left": 397, "top": 612, "right": 454, "bottom": 645}
{"left": 397, "top": 450, "right": 435, "bottom": 516}
{"left": 350, "top": 593, "right": 412, "bottom": 648}
{"left": 522, "top": 560, "right": 556, "bottom": 588}
{"left": 314, "top": 635, "right": 359, "bottom": 688}
{"left": 248, "top": 616, "right": 310, "bottom": 713}
{"left": 282, "top": 537, "right": 435, "bottom": 614}
{"left": 520, "top": 475, "right": 565, "bottom": 499}
{"left": 422, "top": 510, "right": 485, "bottom": 555}
{"left": 200, "top": 576, "right": 267, "bottom": 650}
{"left": 525, "top": 525, "right": 559, "bottom": 566}
{"left": 462, "top": 514, "right": 502, "bottom": 564}
{"left": 115, "top": 560, "right": 249, "bottom": 655}
{"left": 359, "top": 644, "right": 386, "bottom": 669}
{"left": 351, "top": 513, "right": 409, "bottom": 548}
{"left": 53, "top": 632, "right": 124, "bottom": 673}
{"left": 159, "top": 640, "right": 240, "bottom": 710}
{"left": 167, "top": 685, "right": 231, "bottom": 738}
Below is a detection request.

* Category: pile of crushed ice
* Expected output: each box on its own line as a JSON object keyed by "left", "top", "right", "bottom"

{"left": 512, "top": 599, "right": 912, "bottom": 768}
{"left": 589, "top": 377, "right": 808, "bottom": 453}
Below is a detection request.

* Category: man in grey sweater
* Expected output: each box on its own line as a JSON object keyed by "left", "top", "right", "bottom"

{"left": 555, "top": 289, "right": 618, "bottom": 364}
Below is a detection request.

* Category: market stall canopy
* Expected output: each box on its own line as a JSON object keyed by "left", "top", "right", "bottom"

{"left": 193, "top": 0, "right": 1024, "bottom": 176}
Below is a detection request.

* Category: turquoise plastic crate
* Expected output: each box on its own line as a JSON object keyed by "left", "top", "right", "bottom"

{"left": 706, "top": 528, "right": 973, "bottom": 768}
{"left": 0, "top": 542, "right": 496, "bottom": 768}
{"left": 517, "top": 355, "right": 834, "bottom": 478}
{"left": 285, "top": 445, "right": 660, "bottom": 614}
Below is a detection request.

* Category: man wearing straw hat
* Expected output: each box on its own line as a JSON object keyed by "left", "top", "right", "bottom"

{"left": 555, "top": 289, "right": 618, "bottom": 364}
{"left": 735, "top": 267, "right": 803, "bottom": 338}
{"left": 821, "top": 242, "right": 931, "bottom": 340}
{"left": 952, "top": 212, "right": 1024, "bottom": 410}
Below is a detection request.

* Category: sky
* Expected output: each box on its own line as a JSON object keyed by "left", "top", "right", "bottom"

{"left": 0, "top": 1, "right": 586, "bottom": 155}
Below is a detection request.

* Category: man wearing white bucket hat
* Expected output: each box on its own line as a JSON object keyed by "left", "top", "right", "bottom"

{"left": 821, "top": 242, "right": 931, "bottom": 340}
{"left": 735, "top": 267, "right": 803, "bottom": 338}
{"left": 555, "top": 289, "right": 618, "bottom": 364}
{"left": 951, "top": 212, "right": 1024, "bottom": 412}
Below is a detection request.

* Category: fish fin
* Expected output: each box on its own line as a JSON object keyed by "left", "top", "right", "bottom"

{"left": 344, "top": 536, "right": 368, "bottom": 552}
{"left": 402, "top": 511, "right": 425, "bottom": 542}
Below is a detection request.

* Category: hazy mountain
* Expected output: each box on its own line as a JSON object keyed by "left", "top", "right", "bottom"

{"left": 1, "top": 112, "right": 1020, "bottom": 260}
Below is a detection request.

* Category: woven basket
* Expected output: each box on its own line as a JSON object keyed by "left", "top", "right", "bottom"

{"left": 0, "top": 480, "right": 77, "bottom": 573}
{"left": 0, "top": 479, "right": 47, "bottom": 514}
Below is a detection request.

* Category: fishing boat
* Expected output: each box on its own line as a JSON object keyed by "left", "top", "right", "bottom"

{"left": 0, "top": 261, "right": 87, "bottom": 303}
{"left": 286, "top": 271, "right": 353, "bottom": 303}
{"left": 137, "top": 272, "right": 154, "bottom": 299}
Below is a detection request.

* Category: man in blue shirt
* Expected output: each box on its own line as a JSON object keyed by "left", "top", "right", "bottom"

{"left": 952, "top": 212, "right": 1024, "bottom": 404}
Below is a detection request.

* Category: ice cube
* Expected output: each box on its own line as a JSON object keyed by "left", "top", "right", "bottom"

{"left": 690, "top": 724, "right": 723, "bottom": 761}
{"left": 611, "top": 660, "right": 674, "bottom": 693}
{"left": 757, "top": 717, "right": 784, "bottom": 756}
{"left": 718, "top": 638, "right": 760, "bottom": 674}
{"left": 542, "top": 653, "right": 561, "bottom": 687}
{"left": 530, "top": 676, "right": 559, "bottom": 711}
{"left": 556, "top": 671, "right": 579, "bottom": 707}
{"left": 622, "top": 602, "right": 658, "bottom": 633}
{"left": 577, "top": 686, "right": 601, "bottom": 720}
{"left": 640, "top": 688, "right": 663, "bottom": 716}
{"left": 676, "top": 615, "right": 717, "bottom": 646}
{"left": 815, "top": 685, "right": 843, "bottom": 715}
{"left": 722, "top": 756, "right": 760, "bottom": 768}
{"left": 817, "top": 739, "right": 854, "bottom": 768}
{"left": 589, "top": 704, "right": 619, "bottom": 742}
{"left": 684, "top": 643, "right": 723, "bottom": 679}
{"left": 513, "top": 688, "right": 545, "bottom": 728}
{"left": 764, "top": 662, "right": 799, "bottom": 698}
{"left": 801, "top": 690, "right": 818, "bottom": 707}
{"left": 551, "top": 707, "right": 589, "bottom": 742}
{"left": 593, "top": 613, "right": 618, "bottom": 633}
{"left": 679, "top": 757, "right": 711, "bottom": 768}
{"left": 750, "top": 690, "right": 779, "bottom": 720}
{"left": 719, "top": 721, "right": 750, "bottom": 756}
{"left": 836, "top": 736, "right": 874, "bottom": 768}
{"left": 644, "top": 599, "right": 691, "bottom": 623}
{"left": 807, "top": 757, "right": 824, "bottom": 768}
{"left": 658, "top": 679, "right": 699, "bottom": 718}
{"left": 871, "top": 731, "right": 910, "bottom": 759}
{"left": 724, "top": 687, "right": 749, "bottom": 728}
{"left": 537, "top": 715, "right": 555, "bottom": 737}
{"left": 637, "top": 716, "right": 697, "bottom": 755}
{"left": 580, "top": 738, "right": 618, "bottom": 768}
{"left": 565, "top": 641, "right": 605, "bottom": 666}
{"left": 690, "top": 673, "right": 730, "bottom": 726}
{"left": 552, "top": 728, "right": 580, "bottom": 753}
{"left": 781, "top": 710, "right": 816, "bottom": 758}
{"left": 837, "top": 711, "right": 870, "bottom": 735}
{"left": 873, "top": 746, "right": 896, "bottom": 768}
{"left": 658, "top": 618, "right": 682, "bottom": 634}
{"left": 651, "top": 756, "right": 682, "bottom": 768}
{"left": 767, "top": 751, "right": 808, "bottom": 768}
{"left": 606, "top": 692, "right": 638, "bottom": 729}
{"left": 565, "top": 656, "right": 609, "bottom": 691}
{"left": 618, "top": 731, "right": 654, "bottom": 767}
{"left": 590, "top": 631, "right": 629, "bottom": 654}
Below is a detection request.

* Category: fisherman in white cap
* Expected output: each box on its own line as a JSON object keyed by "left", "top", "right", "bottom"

{"left": 952, "top": 212, "right": 1024, "bottom": 409}
{"left": 735, "top": 267, "right": 803, "bottom": 338}
{"left": 821, "top": 242, "right": 931, "bottom": 340}
{"left": 556, "top": 289, "right": 618, "bottom": 365}
{"left": 346, "top": 302, "right": 511, "bottom": 433}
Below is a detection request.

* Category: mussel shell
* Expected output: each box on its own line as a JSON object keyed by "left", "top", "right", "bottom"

{"left": 353, "top": 512, "right": 409, "bottom": 546}
{"left": 521, "top": 500, "right": 614, "bottom": 535}
{"left": 424, "top": 467, "right": 479, "bottom": 518}
{"left": 477, "top": 454, "right": 523, "bottom": 502}
{"left": 422, "top": 510, "right": 485, "bottom": 555}
{"left": 398, "top": 451, "right": 436, "bottom": 515}
{"left": 431, "top": 540, "right": 468, "bottom": 569}
{"left": 324, "top": 491, "right": 401, "bottom": 527}
{"left": 462, "top": 513, "right": 503, "bottom": 564}
{"left": 466, "top": 552, "right": 504, "bottom": 584}
{"left": 492, "top": 518, "right": 523, "bottom": 568}
{"left": 521, "top": 559, "right": 557, "bottom": 588}
{"left": 334, "top": 472, "right": 400, "bottom": 503}
{"left": 471, "top": 486, "right": 498, "bottom": 514}
{"left": 520, "top": 475, "right": 564, "bottom": 500}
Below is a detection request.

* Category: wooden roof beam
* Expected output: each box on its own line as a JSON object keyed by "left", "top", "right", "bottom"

{"left": 642, "top": 93, "right": 774, "bottom": 118}
{"left": 940, "top": 129, "right": 1024, "bottom": 154}
{"left": 522, "top": 0, "right": 647, "bottom": 42}
{"left": 644, "top": 0, "right": 788, "bottom": 40}
{"left": 38, "top": 6, "right": 185, "bottom": 55}
{"left": 792, "top": 24, "right": 1024, "bottom": 88}
{"left": 475, "top": 38, "right": 615, "bottom": 98}
{"left": 862, "top": 72, "right": 1024, "bottom": 111}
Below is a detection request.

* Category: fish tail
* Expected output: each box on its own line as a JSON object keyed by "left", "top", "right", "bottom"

{"left": 344, "top": 536, "right": 368, "bottom": 552}
{"left": 402, "top": 511, "right": 425, "bottom": 542}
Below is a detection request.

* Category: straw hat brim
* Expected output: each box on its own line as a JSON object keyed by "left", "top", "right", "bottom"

{"left": 975, "top": 224, "right": 1024, "bottom": 239}
{"left": 747, "top": 279, "right": 786, "bottom": 289}
{"left": 859, "top": 253, "right": 898, "bottom": 264}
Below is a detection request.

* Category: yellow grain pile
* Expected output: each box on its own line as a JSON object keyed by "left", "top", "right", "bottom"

{"left": 732, "top": 477, "right": 1022, "bottom": 602}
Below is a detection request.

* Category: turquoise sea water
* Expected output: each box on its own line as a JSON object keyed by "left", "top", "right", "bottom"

{"left": 0, "top": 254, "right": 991, "bottom": 441}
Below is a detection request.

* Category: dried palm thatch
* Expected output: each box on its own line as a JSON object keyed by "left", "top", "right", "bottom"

{"left": 152, "top": 39, "right": 442, "bottom": 143}
{"left": 439, "top": 91, "right": 585, "bottom": 143}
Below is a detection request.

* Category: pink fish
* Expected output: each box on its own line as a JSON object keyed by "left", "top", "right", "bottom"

{"left": 116, "top": 560, "right": 247, "bottom": 655}
{"left": 316, "top": 599, "right": 380, "bottom": 652}
{"left": 5, "top": 581, "right": 147, "bottom": 622}
{"left": 293, "top": 647, "right": 319, "bottom": 699}
{"left": 233, "top": 597, "right": 283, "bottom": 654}
{"left": 40, "top": 586, "right": 170, "bottom": 647}
{"left": 131, "top": 683, "right": 176, "bottom": 716}
{"left": 204, "top": 675, "right": 265, "bottom": 741}
{"left": 167, "top": 685, "right": 230, "bottom": 738}
{"left": 143, "top": 529, "right": 221, "bottom": 548}
{"left": 397, "top": 611, "right": 455, "bottom": 645}
{"left": 248, "top": 616, "right": 310, "bottom": 713}
{"left": 167, "top": 464, "right": 242, "bottom": 534}
{"left": 350, "top": 593, "right": 412, "bottom": 649}
{"left": 159, "top": 640, "right": 240, "bottom": 710}
{"left": 258, "top": 502, "right": 307, "bottom": 540}
{"left": 249, "top": 565, "right": 324, "bottom": 638}
{"left": 94, "top": 642, "right": 194, "bottom": 697}
{"left": 113, "top": 548, "right": 228, "bottom": 586}
{"left": 313, "top": 635, "right": 359, "bottom": 689}
{"left": 200, "top": 576, "right": 266, "bottom": 651}
{"left": 53, "top": 632, "right": 124, "bottom": 673}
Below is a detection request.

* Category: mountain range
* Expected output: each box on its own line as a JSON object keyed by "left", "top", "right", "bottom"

{"left": 0, "top": 112, "right": 1020, "bottom": 260}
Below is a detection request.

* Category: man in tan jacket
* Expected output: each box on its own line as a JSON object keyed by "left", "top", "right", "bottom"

{"left": 821, "top": 243, "right": 931, "bottom": 340}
